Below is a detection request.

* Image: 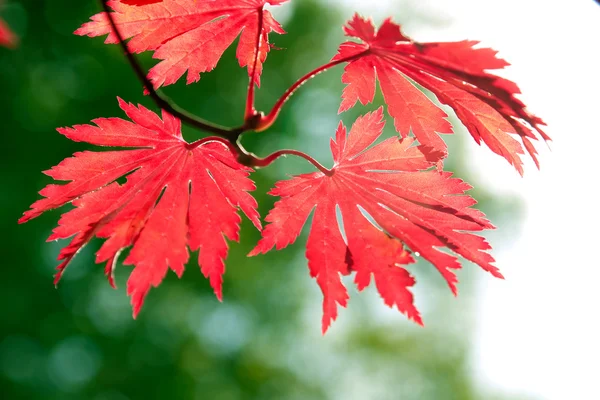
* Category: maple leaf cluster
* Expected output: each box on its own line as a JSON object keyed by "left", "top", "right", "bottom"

{"left": 20, "top": 0, "right": 548, "bottom": 333}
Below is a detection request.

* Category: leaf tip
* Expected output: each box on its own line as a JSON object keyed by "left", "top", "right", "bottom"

{"left": 413, "top": 313, "right": 424, "bottom": 327}
{"left": 451, "top": 286, "right": 459, "bottom": 297}
{"left": 321, "top": 319, "right": 332, "bottom": 335}
{"left": 489, "top": 267, "right": 505, "bottom": 280}
{"left": 213, "top": 286, "right": 224, "bottom": 302}
{"left": 53, "top": 261, "right": 68, "bottom": 287}
{"left": 131, "top": 296, "right": 144, "bottom": 320}
{"left": 116, "top": 96, "right": 128, "bottom": 109}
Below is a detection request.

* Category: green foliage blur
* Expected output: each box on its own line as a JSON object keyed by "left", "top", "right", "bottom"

{"left": 1, "top": 1, "right": 530, "bottom": 399}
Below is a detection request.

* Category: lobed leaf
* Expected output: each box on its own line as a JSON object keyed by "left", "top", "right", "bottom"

{"left": 251, "top": 108, "right": 500, "bottom": 333}
{"left": 20, "top": 98, "right": 261, "bottom": 317}
{"left": 334, "top": 14, "right": 548, "bottom": 175}
{"left": 76, "top": 0, "right": 286, "bottom": 89}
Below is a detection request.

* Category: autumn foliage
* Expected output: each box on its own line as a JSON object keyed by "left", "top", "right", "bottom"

{"left": 20, "top": 0, "right": 547, "bottom": 333}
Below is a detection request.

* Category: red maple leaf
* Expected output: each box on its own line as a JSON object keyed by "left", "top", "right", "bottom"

{"left": 76, "top": 0, "right": 286, "bottom": 89}
{"left": 251, "top": 108, "right": 500, "bottom": 333}
{"left": 334, "top": 14, "right": 549, "bottom": 175}
{"left": 0, "top": 16, "right": 17, "bottom": 48}
{"left": 19, "top": 98, "right": 261, "bottom": 317}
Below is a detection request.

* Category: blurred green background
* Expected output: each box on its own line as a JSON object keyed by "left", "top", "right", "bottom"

{"left": 0, "top": 1, "right": 530, "bottom": 399}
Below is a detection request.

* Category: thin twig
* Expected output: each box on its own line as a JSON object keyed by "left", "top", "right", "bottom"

{"left": 251, "top": 149, "right": 333, "bottom": 176}
{"left": 188, "top": 137, "right": 332, "bottom": 175}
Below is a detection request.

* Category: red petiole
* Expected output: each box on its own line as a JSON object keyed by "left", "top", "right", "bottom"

{"left": 255, "top": 51, "right": 368, "bottom": 132}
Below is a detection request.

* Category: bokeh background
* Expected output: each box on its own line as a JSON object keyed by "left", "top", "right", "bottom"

{"left": 1, "top": 1, "right": 598, "bottom": 399}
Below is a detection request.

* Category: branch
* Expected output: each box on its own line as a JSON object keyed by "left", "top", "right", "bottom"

{"left": 99, "top": 0, "right": 239, "bottom": 140}
{"left": 97, "top": 0, "right": 351, "bottom": 173}
{"left": 255, "top": 51, "right": 368, "bottom": 131}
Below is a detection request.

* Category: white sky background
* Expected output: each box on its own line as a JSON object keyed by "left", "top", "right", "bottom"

{"left": 327, "top": 0, "right": 600, "bottom": 399}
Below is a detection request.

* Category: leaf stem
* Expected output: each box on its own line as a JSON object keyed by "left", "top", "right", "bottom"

{"left": 244, "top": 6, "right": 264, "bottom": 124}
{"left": 256, "top": 51, "right": 368, "bottom": 131}
{"left": 251, "top": 149, "right": 334, "bottom": 176}
{"left": 188, "top": 137, "right": 332, "bottom": 176}
{"left": 99, "top": 0, "right": 238, "bottom": 140}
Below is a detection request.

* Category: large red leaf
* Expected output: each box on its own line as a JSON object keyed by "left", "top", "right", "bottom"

{"left": 334, "top": 14, "right": 548, "bottom": 175}
{"left": 76, "top": 0, "right": 286, "bottom": 89}
{"left": 0, "top": 16, "right": 17, "bottom": 48}
{"left": 251, "top": 108, "right": 500, "bottom": 333}
{"left": 20, "top": 98, "right": 261, "bottom": 316}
